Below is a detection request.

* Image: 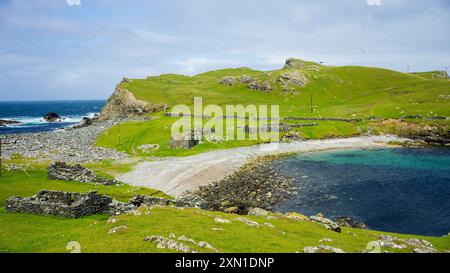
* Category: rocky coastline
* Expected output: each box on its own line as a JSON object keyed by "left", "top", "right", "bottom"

{"left": 0, "top": 119, "right": 128, "bottom": 163}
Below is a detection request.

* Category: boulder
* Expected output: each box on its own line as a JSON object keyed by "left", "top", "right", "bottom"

{"left": 310, "top": 215, "right": 341, "bottom": 233}
{"left": 218, "top": 76, "right": 237, "bottom": 86}
{"left": 248, "top": 207, "right": 270, "bottom": 217}
{"left": 335, "top": 216, "right": 368, "bottom": 229}
{"left": 303, "top": 245, "right": 345, "bottom": 253}
{"left": 129, "top": 194, "right": 173, "bottom": 207}
{"left": 137, "top": 144, "right": 160, "bottom": 153}
{"left": 48, "top": 162, "right": 118, "bottom": 185}
{"left": 247, "top": 80, "right": 273, "bottom": 92}
{"left": 43, "top": 112, "right": 62, "bottom": 122}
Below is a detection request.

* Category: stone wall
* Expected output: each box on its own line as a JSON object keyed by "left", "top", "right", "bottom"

{"left": 48, "top": 162, "right": 118, "bottom": 185}
{"left": 6, "top": 190, "right": 112, "bottom": 218}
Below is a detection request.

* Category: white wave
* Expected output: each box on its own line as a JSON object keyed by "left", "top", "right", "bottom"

{"left": 1, "top": 112, "right": 100, "bottom": 127}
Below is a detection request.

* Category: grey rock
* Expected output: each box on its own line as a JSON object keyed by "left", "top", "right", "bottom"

{"left": 6, "top": 190, "right": 112, "bottom": 218}
{"left": 218, "top": 76, "right": 237, "bottom": 86}
{"left": 144, "top": 235, "right": 196, "bottom": 253}
{"left": 48, "top": 162, "right": 118, "bottom": 185}
{"left": 335, "top": 216, "right": 368, "bottom": 229}
{"left": 310, "top": 215, "right": 342, "bottom": 233}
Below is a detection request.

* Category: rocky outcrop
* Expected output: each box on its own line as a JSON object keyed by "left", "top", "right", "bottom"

{"left": 310, "top": 215, "right": 342, "bottom": 233}
{"left": 218, "top": 75, "right": 273, "bottom": 92}
{"left": 335, "top": 216, "right": 368, "bottom": 229}
{"left": 279, "top": 71, "right": 308, "bottom": 88}
{"left": 5, "top": 190, "right": 112, "bottom": 218}
{"left": 43, "top": 112, "right": 62, "bottom": 122}
{"left": 99, "top": 87, "right": 162, "bottom": 120}
{"left": 0, "top": 119, "right": 21, "bottom": 127}
{"left": 48, "top": 162, "right": 118, "bottom": 185}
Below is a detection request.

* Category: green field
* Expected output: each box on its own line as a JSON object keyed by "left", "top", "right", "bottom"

{"left": 1, "top": 59, "right": 450, "bottom": 253}
{"left": 97, "top": 60, "right": 450, "bottom": 157}
{"left": 0, "top": 168, "right": 449, "bottom": 253}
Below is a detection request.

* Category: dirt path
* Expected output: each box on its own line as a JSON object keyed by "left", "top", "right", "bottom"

{"left": 118, "top": 136, "right": 403, "bottom": 198}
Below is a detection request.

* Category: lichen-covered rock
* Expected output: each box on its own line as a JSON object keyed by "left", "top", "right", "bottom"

{"left": 48, "top": 162, "right": 118, "bottom": 185}
{"left": 5, "top": 190, "right": 112, "bottom": 218}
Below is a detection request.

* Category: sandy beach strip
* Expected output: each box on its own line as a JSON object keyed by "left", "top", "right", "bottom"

{"left": 118, "top": 135, "right": 405, "bottom": 198}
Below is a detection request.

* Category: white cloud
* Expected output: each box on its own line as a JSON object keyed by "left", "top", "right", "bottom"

{"left": 367, "top": 0, "right": 382, "bottom": 6}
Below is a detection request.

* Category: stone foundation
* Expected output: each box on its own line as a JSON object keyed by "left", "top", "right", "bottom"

{"left": 48, "top": 162, "right": 118, "bottom": 185}
{"left": 6, "top": 190, "right": 112, "bottom": 218}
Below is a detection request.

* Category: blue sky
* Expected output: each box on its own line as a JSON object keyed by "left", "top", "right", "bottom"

{"left": 0, "top": 0, "right": 449, "bottom": 100}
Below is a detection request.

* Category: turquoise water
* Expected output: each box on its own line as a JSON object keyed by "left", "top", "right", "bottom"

{"left": 272, "top": 148, "right": 450, "bottom": 236}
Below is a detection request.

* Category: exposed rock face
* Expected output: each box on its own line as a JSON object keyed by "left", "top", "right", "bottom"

{"left": 284, "top": 58, "right": 308, "bottom": 69}
{"left": 43, "top": 112, "right": 62, "bottom": 122}
{"left": 5, "top": 190, "right": 112, "bottom": 218}
{"left": 335, "top": 216, "right": 368, "bottom": 229}
{"left": 279, "top": 71, "right": 308, "bottom": 87}
{"left": 99, "top": 87, "right": 162, "bottom": 120}
{"left": 48, "top": 162, "right": 118, "bottom": 185}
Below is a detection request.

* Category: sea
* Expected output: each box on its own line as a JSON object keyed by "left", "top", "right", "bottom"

{"left": 0, "top": 100, "right": 106, "bottom": 135}
{"left": 272, "top": 148, "right": 450, "bottom": 236}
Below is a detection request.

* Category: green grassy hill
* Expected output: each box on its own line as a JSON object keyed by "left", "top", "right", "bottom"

{"left": 97, "top": 59, "right": 450, "bottom": 157}
{"left": 1, "top": 169, "right": 449, "bottom": 253}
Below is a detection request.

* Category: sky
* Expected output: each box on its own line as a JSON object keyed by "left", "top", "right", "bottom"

{"left": 0, "top": 0, "right": 449, "bottom": 101}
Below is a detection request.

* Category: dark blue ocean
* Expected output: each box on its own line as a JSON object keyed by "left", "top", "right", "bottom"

{"left": 0, "top": 100, "right": 106, "bottom": 134}
{"left": 272, "top": 148, "right": 450, "bottom": 236}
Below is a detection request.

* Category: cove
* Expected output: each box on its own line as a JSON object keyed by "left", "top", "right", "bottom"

{"left": 272, "top": 147, "right": 450, "bottom": 236}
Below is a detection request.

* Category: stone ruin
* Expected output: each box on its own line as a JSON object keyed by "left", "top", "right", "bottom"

{"left": 48, "top": 162, "right": 118, "bottom": 186}
{"left": 6, "top": 190, "right": 175, "bottom": 218}
{"left": 170, "top": 129, "right": 200, "bottom": 149}
{"left": 6, "top": 190, "right": 112, "bottom": 218}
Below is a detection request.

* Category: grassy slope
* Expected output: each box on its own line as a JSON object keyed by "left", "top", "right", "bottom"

{"left": 0, "top": 170, "right": 449, "bottom": 253}
{"left": 97, "top": 62, "right": 450, "bottom": 157}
